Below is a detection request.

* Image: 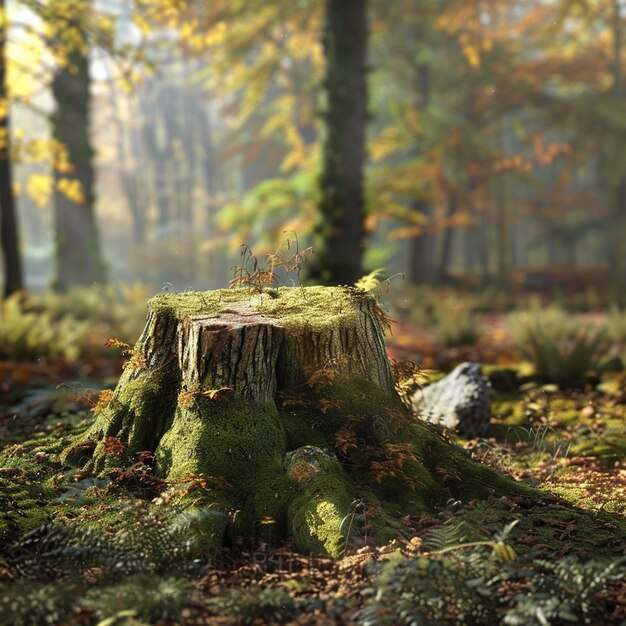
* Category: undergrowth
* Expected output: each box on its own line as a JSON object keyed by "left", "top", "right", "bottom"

{"left": 509, "top": 307, "right": 605, "bottom": 386}
{"left": 359, "top": 503, "right": 626, "bottom": 626}
{"left": 0, "top": 285, "right": 149, "bottom": 360}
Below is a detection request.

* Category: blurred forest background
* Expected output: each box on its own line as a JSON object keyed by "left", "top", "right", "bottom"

{"left": 1, "top": 0, "right": 626, "bottom": 300}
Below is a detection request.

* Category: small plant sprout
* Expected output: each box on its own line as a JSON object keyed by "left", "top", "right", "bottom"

{"left": 355, "top": 269, "right": 405, "bottom": 297}
{"left": 229, "top": 232, "right": 313, "bottom": 293}
{"left": 340, "top": 499, "right": 368, "bottom": 555}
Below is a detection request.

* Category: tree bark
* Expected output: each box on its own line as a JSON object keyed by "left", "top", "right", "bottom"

{"left": 0, "top": 0, "right": 24, "bottom": 297}
{"left": 309, "top": 0, "right": 368, "bottom": 286}
{"left": 52, "top": 10, "right": 106, "bottom": 291}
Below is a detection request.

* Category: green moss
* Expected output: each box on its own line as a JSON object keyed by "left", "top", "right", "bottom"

{"left": 242, "top": 459, "right": 297, "bottom": 540}
{"left": 570, "top": 434, "right": 626, "bottom": 467}
{"left": 515, "top": 505, "right": 626, "bottom": 558}
{"left": 412, "top": 430, "right": 541, "bottom": 501}
{"left": 68, "top": 368, "right": 180, "bottom": 472}
{"left": 491, "top": 391, "right": 527, "bottom": 427}
{"left": 281, "top": 412, "right": 328, "bottom": 450}
{"left": 288, "top": 456, "right": 358, "bottom": 557}
{"left": 307, "top": 374, "right": 410, "bottom": 445}
{"left": 147, "top": 286, "right": 368, "bottom": 331}
{"left": 0, "top": 474, "right": 54, "bottom": 541}
{"left": 548, "top": 397, "right": 581, "bottom": 426}
{"left": 155, "top": 397, "right": 286, "bottom": 481}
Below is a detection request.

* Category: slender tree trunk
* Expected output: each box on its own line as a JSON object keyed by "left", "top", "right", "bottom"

{"left": 408, "top": 63, "right": 435, "bottom": 285}
{"left": 608, "top": 0, "right": 626, "bottom": 293}
{"left": 52, "top": 15, "right": 105, "bottom": 291}
{"left": 142, "top": 110, "right": 170, "bottom": 234}
{"left": 437, "top": 193, "right": 457, "bottom": 284}
{"left": 310, "top": 0, "right": 368, "bottom": 285}
{"left": 494, "top": 178, "right": 510, "bottom": 287}
{"left": 408, "top": 203, "right": 436, "bottom": 284}
{"left": 110, "top": 79, "right": 146, "bottom": 246}
{"left": 0, "top": 0, "right": 24, "bottom": 297}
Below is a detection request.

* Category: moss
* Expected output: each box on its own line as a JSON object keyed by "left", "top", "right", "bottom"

{"left": 68, "top": 370, "right": 180, "bottom": 472}
{"left": 172, "top": 496, "right": 232, "bottom": 552}
{"left": 413, "top": 431, "right": 541, "bottom": 501}
{"left": 548, "top": 397, "right": 582, "bottom": 426}
{"left": 0, "top": 425, "right": 95, "bottom": 542}
{"left": 155, "top": 396, "right": 286, "bottom": 481}
{"left": 491, "top": 391, "right": 527, "bottom": 427}
{"left": 515, "top": 505, "right": 626, "bottom": 558}
{"left": 288, "top": 456, "right": 358, "bottom": 557}
{"left": 307, "top": 374, "right": 410, "bottom": 445}
{"left": 242, "top": 459, "right": 297, "bottom": 540}
{"left": 570, "top": 434, "right": 626, "bottom": 467}
{"left": 0, "top": 475, "right": 54, "bottom": 542}
{"left": 0, "top": 424, "right": 88, "bottom": 463}
{"left": 371, "top": 460, "right": 442, "bottom": 513}
{"left": 281, "top": 412, "right": 328, "bottom": 450}
{"left": 147, "top": 286, "right": 368, "bottom": 330}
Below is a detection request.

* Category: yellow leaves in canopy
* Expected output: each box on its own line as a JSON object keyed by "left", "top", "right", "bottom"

{"left": 370, "top": 125, "right": 413, "bottom": 162}
{"left": 133, "top": 12, "right": 152, "bottom": 36}
{"left": 204, "top": 21, "right": 227, "bottom": 47}
{"left": 52, "top": 140, "right": 74, "bottom": 174}
{"left": 26, "top": 173, "right": 53, "bottom": 208}
{"left": 24, "top": 174, "right": 85, "bottom": 208}
{"left": 119, "top": 68, "right": 145, "bottom": 93}
{"left": 57, "top": 177, "right": 85, "bottom": 204}
{"left": 44, "top": 1, "right": 91, "bottom": 61}
{"left": 462, "top": 44, "right": 481, "bottom": 69}
{"left": 7, "top": 23, "right": 46, "bottom": 100}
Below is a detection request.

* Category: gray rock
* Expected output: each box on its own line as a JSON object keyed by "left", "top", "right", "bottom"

{"left": 410, "top": 362, "right": 491, "bottom": 437}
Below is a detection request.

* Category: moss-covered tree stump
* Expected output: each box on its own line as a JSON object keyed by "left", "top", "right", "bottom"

{"left": 66, "top": 287, "right": 532, "bottom": 556}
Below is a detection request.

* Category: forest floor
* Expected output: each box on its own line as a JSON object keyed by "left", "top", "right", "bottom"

{"left": 0, "top": 310, "right": 625, "bottom": 625}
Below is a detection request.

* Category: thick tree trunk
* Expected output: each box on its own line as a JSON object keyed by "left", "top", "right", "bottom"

{"left": 0, "top": 0, "right": 24, "bottom": 297}
{"left": 52, "top": 17, "right": 106, "bottom": 292}
{"left": 66, "top": 286, "right": 533, "bottom": 556}
{"left": 309, "top": 0, "right": 368, "bottom": 286}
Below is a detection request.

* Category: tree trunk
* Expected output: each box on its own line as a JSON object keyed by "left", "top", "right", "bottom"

{"left": 608, "top": 0, "right": 626, "bottom": 294}
{"left": 110, "top": 78, "right": 146, "bottom": 246}
{"left": 0, "top": 0, "right": 24, "bottom": 297}
{"left": 408, "top": 63, "right": 435, "bottom": 286}
{"left": 309, "top": 0, "right": 368, "bottom": 286}
{"left": 65, "top": 286, "right": 533, "bottom": 557}
{"left": 52, "top": 13, "right": 106, "bottom": 292}
{"left": 408, "top": 214, "right": 436, "bottom": 285}
{"left": 437, "top": 193, "right": 457, "bottom": 284}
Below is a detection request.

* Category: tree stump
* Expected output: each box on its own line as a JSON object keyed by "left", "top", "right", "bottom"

{"left": 66, "top": 287, "right": 532, "bottom": 556}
